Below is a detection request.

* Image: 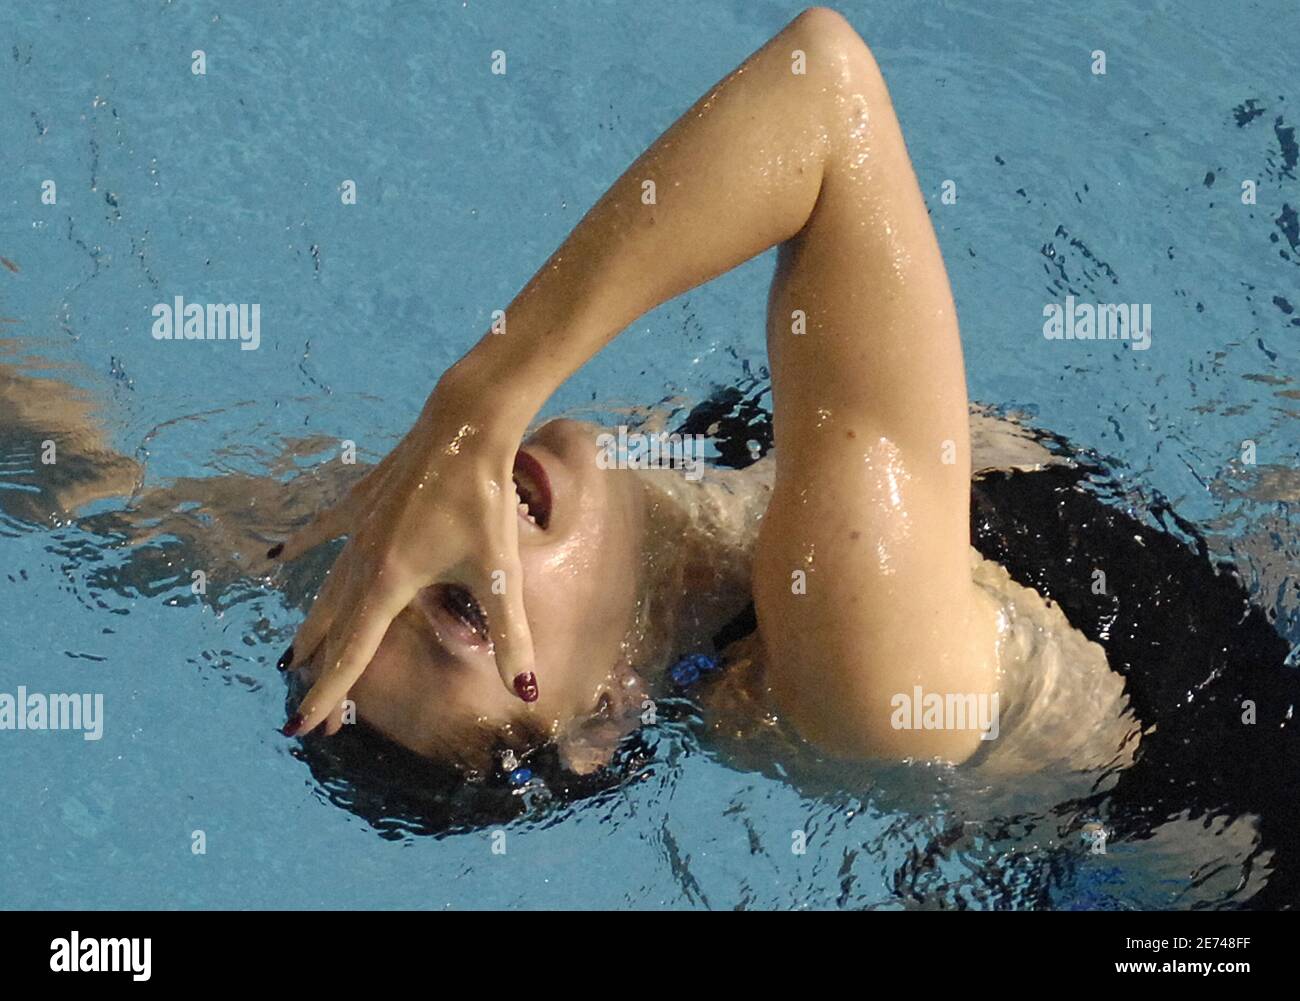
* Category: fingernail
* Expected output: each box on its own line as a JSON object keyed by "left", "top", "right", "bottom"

{"left": 282, "top": 713, "right": 304, "bottom": 737}
{"left": 513, "top": 672, "right": 538, "bottom": 703}
{"left": 266, "top": 543, "right": 284, "bottom": 559}
{"left": 275, "top": 645, "right": 294, "bottom": 672}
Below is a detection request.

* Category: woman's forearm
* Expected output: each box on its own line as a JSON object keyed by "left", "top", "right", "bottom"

{"left": 446, "top": 9, "right": 855, "bottom": 421}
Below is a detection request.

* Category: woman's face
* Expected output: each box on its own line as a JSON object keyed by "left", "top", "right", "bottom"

{"left": 301, "top": 419, "right": 647, "bottom": 766}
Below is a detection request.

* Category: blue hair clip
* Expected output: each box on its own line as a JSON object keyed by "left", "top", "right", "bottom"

{"left": 669, "top": 652, "right": 721, "bottom": 688}
{"left": 508, "top": 767, "right": 533, "bottom": 787}
{"left": 500, "top": 749, "right": 533, "bottom": 788}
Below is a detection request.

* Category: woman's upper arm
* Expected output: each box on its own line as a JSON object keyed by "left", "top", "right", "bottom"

{"left": 750, "top": 19, "right": 998, "bottom": 762}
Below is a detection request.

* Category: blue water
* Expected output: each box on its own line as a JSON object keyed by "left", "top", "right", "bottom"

{"left": 1, "top": 0, "right": 1297, "bottom": 909}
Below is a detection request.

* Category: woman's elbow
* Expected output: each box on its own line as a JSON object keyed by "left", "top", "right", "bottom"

{"left": 785, "top": 7, "right": 884, "bottom": 91}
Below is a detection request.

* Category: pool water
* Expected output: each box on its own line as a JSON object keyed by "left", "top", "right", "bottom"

{"left": 1, "top": 0, "right": 1297, "bottom": 909}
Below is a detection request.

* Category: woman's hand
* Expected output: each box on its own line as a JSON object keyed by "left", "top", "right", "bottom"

{"left": 270, "top": 367, "right": 538, "bottom": 738}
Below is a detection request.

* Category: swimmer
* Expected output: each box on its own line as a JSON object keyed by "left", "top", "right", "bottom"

{"left": 256, "top": 9, "right": 1137, "bottom": 775}
{"left": 0, "top": 9, "right": 1137, "bottom": 781}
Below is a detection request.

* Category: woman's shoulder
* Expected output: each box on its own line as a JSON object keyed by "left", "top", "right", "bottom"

{"left": 965, "top": 552, "right": 1140, "bottom": 780}
{"left": 695, "top": 546, "right": 1139, "bottom": 779}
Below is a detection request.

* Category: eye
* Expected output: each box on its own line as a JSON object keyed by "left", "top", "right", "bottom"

{"left": 440, "top": 584, "right": 490, "bottom": 643}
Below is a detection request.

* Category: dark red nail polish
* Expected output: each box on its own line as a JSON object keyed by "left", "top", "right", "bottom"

{"left": 513, "top": 672, "right": 538, "bottom": 703}
{"left": 282, "top": 713, "right": 304, "bottom": 737}
{"left": 276, "top": 645, "right": 294, "bottom": 671}
{"left": 266, "top": 543, "right": 284, "bottom": 559}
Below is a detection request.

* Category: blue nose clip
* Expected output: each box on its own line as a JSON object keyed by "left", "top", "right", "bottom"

{"left": 669, "top": 652, "right": 721, "bottom": 688}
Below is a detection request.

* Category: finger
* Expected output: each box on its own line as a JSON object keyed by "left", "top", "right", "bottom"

{"left": 286, "top": 558, "right": 348, "bottom": 670}
{"left": 269, "top": 502, "right": 352, "bottom": 563}
{"left": 285, "top": 577, "right": 409, "bottom": 737}
{"left": 322, "top": 700, "right": 347, "bottom": 737}
{"left": 479, "top": 554, "right": 538, "bottom": 702}
{"left": 268, "top": 455, "right": 397, "bottom": 562}
{"left": 267, "top": 454, "right": 395, "bottom": 561}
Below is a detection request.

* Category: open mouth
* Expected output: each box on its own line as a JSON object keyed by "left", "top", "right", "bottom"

{"left": 512, "top": 449, "right": 553, "bottom": 530}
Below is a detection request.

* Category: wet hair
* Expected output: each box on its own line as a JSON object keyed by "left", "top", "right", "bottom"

{"left": 288, "top": 697, "right": 662, "bottom": 840}
{"left": 289, "top": 378, "right": 1300, "bottom": 910}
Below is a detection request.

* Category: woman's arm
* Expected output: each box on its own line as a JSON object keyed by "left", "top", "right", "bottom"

{"left": 752, "top": 16, "right": 994, "bottom": 762}
{"left": 287, "top": 8, "right": 993, "bottom": 751}
{"left": 449, "top": 8, "right": 990, "bottom": 760}
{"left": 444, "top": 8, "right": 839, "bottom": 413}
{"left": 0, "top": 351, "right": 141, "bottom": 523}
